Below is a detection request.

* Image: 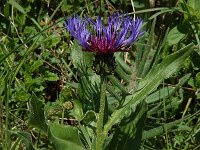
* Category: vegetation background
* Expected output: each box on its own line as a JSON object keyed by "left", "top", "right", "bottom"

{"left": 0, "top": 0, "right": 199, "bottom": 149}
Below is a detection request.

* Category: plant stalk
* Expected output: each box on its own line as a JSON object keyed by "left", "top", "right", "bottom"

{"left": 96, "top": 76, "right": 106, "bottom": 150}
{"left": 5, "top": 77, "right": 11, "bottom": 150}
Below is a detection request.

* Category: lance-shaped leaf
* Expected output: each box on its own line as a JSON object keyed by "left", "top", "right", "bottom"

{"left": 106, "top": 101, "right": 147, "bottom": 150}
{"left": 104, "top": 43, "right": 194, "bottom": 134}
{"left": 28, "top": 93, "right": 48, "bottom": 132}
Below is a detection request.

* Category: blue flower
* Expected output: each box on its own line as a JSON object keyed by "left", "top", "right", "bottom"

{"left": 64, "top": 13, "right": 143, "bottom": 54}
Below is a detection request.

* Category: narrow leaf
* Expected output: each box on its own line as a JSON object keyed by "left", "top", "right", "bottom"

{"left": 142, "top": 119, "right": 184, "bottom": 140}
{"left": 8, "top": 0, "right": 26, "bottom": 14}
{"left": 115, "top": 53, "right": 132, "bottom": 75}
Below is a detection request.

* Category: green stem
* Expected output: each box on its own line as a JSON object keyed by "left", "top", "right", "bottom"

{"left": 96, "top": 76, "right": 106, "bottom": 150}
{"left": 0, "top": 97, "right": 3, "bottom": 144}
{"left": 5, "top": 77, "right": 11, "bottom": 150}
{"left": 61, "top": 107, "right": 66, "bottom": 125}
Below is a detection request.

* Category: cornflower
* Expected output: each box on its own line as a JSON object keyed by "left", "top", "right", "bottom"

{"left": 64, "top": 13, "right": 143, "bottom": 54}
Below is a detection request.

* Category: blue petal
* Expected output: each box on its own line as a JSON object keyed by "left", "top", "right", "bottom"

{"left": 122, "top": 18, "right": 143, "bottom": 46}
{"left": 64, "top": 15, "right": 90, "bottom": 49}
{"left": 64, "top": 13, "right": 143, "bottom": 53}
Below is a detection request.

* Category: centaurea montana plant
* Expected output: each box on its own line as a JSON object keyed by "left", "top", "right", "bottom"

{"left": 64, "top": 13, "right": 143, "bottom": 75}
{"left": 64, "top": 13, "right": 143, "bottom": 150}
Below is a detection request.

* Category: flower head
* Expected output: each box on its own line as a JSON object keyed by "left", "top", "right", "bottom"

{"left": 64, "top": 13, "right": 143, "bottom": 54}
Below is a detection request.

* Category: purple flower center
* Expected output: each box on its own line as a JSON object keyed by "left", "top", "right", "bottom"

{"left": 88, "top": 35, "right": 116, "bottom": 53}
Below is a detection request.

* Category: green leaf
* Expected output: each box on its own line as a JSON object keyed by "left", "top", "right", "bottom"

{"left": 137, "top": 43, "right": 194, "bottom": 90}
{"left": 145, "top": 86, "right": 176, "bottom": 104}
{"left": 133, "top": 1, "right": 145, "bottom": 9}
{"left": 50, "top": 57, "right": 61, "bottom": 64}
{"left": 43, "top": 33, "right": 61, "bottom": 48}
{"left": 167, "top": 25, "right": 187, "bottom": 46}
{"left": 179, "top": 0, "right": 200, "bottom": 21}
{"left": 142, "top": 119, "right": 183, "bottom": 140}
{"left": 178, "top": 73, "right": 191, "bottom": 85}
{"left": 44, "top": 71, "right": 59, "bottom": 81}
{"left": 48, "top": 123, "right": 84, "bottom": 150}
{"left": 148, "top": 97, "right": 182, "bottom": 116}
{"left": 30, "top": 60, "right": 44, "bottom": 72}
{"left": 137, "top": 18, "right": 156, "bottom": 78}
{"left": 191, "top": 51, "right": 200, "bottom": 69}
{"left": 71, "top": 41, "right": 82, "bottom": 67}
{"left": 81, "top": 110, "right": 97, "bottom": 125}
{"left": 187, "top": 0, "right": 200, "bottom": 11}
{"left": 115, "top": 66, "right": 130, "bottom": 84}
{"left": 15, "top": 13, "right": 26, "bottom": 27}
{"left": 108, "top": 75, "right": 129, "bottom": 95}
{"left": 28, "top": 93, "right": 48, "bottom": 132}
{"left": 77, "top": 125, "right": 93, "bottom": 149}
{"left": 104, "top": 43, "right": 194, "bottom": 134}
{"left": 106, "top": 101, "right": 147, "bottom": 150}
{"left": 14, "top": 131, "right": 35, "bottom": 150}
{"left": 25, "top": 74, "right": 42, "bottom": 85}
{"left": 146, "top": 73, "right": 191, "bottom": 115}
{"left": 195, "top": 72, "right": 200, "bottom": 88}
{"left": 8, "top": 0, "right": 26, "bottom": 14}
{"left": 115, "top": 53, "right": 132, "bottom": 75}
{"left": 23, "top": 26, "right": 37, "bottom": 35}
{"left": 71, "top": 40, "right": 94, "bottom": 68}
{"left": 70, "top": 99, "right": 84, "bottom": 121}
{"left": 61, "top": 1, "right": 72, "bottom": 13}
{"left": 15, "top": 90, "right": 31, "bottom": 102}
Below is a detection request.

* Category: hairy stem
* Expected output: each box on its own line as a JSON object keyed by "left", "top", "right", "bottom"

{"left": 96, "top": 76, "right": 106, "bottom": 150}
